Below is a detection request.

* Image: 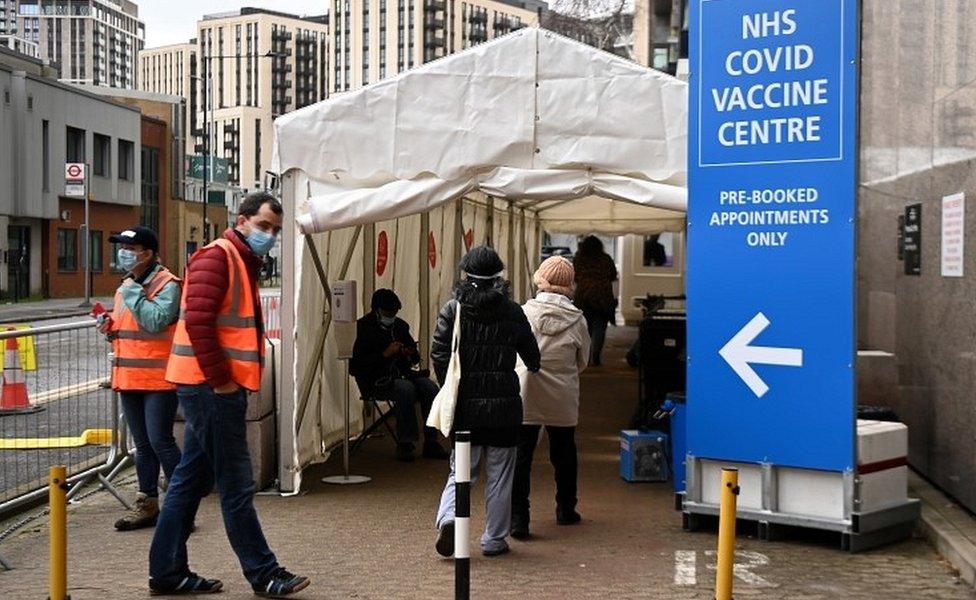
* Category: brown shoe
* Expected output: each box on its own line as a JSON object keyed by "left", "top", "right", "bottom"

{"left": 115, "top": 492, "right": 159, "bottom": 531}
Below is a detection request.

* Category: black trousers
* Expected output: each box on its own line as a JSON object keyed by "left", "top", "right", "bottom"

{"left": 512, "top": 424, "right": 578, "bottom": 523}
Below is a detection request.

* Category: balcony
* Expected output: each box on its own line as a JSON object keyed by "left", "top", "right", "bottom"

{"left": 425, "top": 16, "right": 445, "bottom": 29}
{"left": 425, "top": 36, "right": 446, "bottom": 49}
{"left": 424, "top": 0, "right": 446, "bottom": 11}
{"left": 470, "top": 12, "right": 487, "bottom": 24}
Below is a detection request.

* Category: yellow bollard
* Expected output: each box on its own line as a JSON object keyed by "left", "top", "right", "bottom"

{"left": 715, "top": 468, "right": 739, "bottom": 600}
{"left": 49, "top": 465, "right": 69, "bottom": 600}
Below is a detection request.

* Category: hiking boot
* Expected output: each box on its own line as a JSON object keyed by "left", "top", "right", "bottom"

{"left": 252, "top": 567, "right": 310, "bottom": 598}
{"left": 435, "top": 521, "right": 455, "bottom": 557}
{"left": 395, "top": 442, "right": 415, "bottom": 462}
{"left": 556, "top": 507, "right": 582, "bottom": 525}
{"left": 149, "top": 573, "right": 223, "bottom": 595}
{"left": 422, "top": 440, "right": 449, "bottom": 460}
{"left": 115, "top": 492, "right": 159, "bottom": 531}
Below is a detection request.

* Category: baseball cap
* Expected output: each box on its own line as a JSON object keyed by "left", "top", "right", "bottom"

{"left": 109, "top": 226, "right": 159, "bottom": 253}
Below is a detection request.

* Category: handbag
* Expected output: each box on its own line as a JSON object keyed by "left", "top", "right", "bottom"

{"left": 427, "top": 302, "right": 461, "bottom": 437}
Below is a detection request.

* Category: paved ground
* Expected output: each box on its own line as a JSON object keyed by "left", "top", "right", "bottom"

{"left": 0, "top": 328, "right": 973, "bottom": 599}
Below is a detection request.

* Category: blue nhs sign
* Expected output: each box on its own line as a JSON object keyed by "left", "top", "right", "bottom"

{"left": 687, "top": 0, "right": 859, "bottom": 472}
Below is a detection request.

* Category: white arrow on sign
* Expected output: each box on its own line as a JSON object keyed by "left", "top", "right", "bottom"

{"left": 719, "top": 312, "right": 803, "bottom": 398}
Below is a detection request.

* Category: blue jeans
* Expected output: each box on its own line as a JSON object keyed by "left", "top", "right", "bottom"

{"left": 120, "top": 391, "right": 181, "bottom": 497}
{"left": 149, "top": 385, "right": 278, "bottom": 587}
{"left": 391, "top": 377, "right": 439, "bottom": 444}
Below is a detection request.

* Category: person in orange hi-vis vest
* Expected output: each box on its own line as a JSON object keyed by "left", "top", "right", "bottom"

{"left": 97, "top": 226, "right": 182, "bottom": 532}
{"left": 148, "top": 192, "right": 309, "bottom": 598}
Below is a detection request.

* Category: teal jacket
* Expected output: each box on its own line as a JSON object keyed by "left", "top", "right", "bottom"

{"left": 118, "top": 263, "right": 181, "bottom": 333}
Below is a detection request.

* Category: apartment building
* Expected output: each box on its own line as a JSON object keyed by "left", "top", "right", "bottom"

{"left": 139, "top": 42, "right": 198, "bottom": 156}
{"left": 330, "top": 0, "right": 544, "bottom": 92}
{"left": 17, "top": 0, "right": 145, "bottom": 88}
{"left": 140, "top": 8, "right": 329, "bottom": 194}
{"left": 632, "top": 0, "right": 686, "bottom": 73}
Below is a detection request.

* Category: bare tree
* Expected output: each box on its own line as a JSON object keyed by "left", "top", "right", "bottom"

{"left": 542, "top": 0, "right": 634, "bottom": 60}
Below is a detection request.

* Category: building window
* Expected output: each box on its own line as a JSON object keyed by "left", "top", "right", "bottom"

{"left": 57, "top": 229, "right": 78, "bottom": 272}
{"left": 255, "top": 118, "right": 262, "bottom": 183}
{"left": 89, "top": 230, "right": 102, "bottom": 272}
{"left": 139, "top": 146, "right": 159, "bottom": 232}
{"left": 66, "top": 127, "right": 85, "bottom": 163}
{"left": 118, "top": 140, "right": 134, "bottom": 181}
{"left": 93, "top": 133, "right": 111, "bottom": 177}
{"left": 141, "top": 146, "right": 160, "bottom": 232}
{"left": 42, "top": 120, "right": 49, "bottom": 192}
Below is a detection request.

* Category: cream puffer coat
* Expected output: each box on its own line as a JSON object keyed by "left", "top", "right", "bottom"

{"left": 516, "top": 292, "right": 591, "bottom": 427}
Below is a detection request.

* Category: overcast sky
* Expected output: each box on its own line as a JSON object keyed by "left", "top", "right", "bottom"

{"left": 140, "top": 1, "right": 328, "bottom": 48}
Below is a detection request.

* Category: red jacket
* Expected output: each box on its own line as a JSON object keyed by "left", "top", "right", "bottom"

{"left": 184, "top": 228, "right": 266, "bottom": 388}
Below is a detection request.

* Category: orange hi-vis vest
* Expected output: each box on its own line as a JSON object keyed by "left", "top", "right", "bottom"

{"left": 110, "top": 266, "right": 181, "bottom": 392}
{"left": 165, "top": 238, "right": 264, "bottom": 391}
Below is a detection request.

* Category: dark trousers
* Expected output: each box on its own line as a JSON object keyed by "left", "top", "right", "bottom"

{"left": 149, "top": 385, "right": 278, "bottom": 587}
{"left": 512, "top": 424, "right": 578, "bottom": 524}
{"left": 120, "top": 391, "right": 181, "bottom": 498}
{"left": 391, "top": 377, "right": 439, "bottom": 444}
{"left": 583, "top": 310, "right": 609, "bottom": 365}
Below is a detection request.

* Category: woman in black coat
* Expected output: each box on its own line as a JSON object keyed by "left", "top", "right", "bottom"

{"left": 431, "top": 246, "right": 541, "bottom": 558}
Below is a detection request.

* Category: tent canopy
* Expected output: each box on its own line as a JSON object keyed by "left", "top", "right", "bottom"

{"left": 273, "top": 28, "right": 689, "bottom": 236}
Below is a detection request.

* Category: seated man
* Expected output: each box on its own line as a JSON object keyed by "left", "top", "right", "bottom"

{"left": 350, "top": 289, "right": 449, "bottom": 462}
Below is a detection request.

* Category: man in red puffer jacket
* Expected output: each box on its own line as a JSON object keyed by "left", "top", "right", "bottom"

{"left": 149, "top": 192, "right": 310, "bottom": 598}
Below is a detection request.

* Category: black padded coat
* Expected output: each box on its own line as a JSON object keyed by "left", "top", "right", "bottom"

{"left": 431, "top": 280, "right": 541, "bottom": 447}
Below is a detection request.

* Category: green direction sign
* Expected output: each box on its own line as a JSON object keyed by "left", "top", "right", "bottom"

{"left": 186, "top": 155, "right": 230, "bottom": 184}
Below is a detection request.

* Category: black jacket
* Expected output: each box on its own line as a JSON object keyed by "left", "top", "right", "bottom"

{"left": 349, "top": 314, "right": 420, "bottom": 394}
{"left": 431, "top": 279, "right": 541, "bottom": 446}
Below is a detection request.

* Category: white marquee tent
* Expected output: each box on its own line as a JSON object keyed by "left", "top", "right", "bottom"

{"left": 272, "top": 28, "right": 689, "bottom": 492}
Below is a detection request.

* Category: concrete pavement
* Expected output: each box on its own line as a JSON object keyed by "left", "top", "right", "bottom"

{"left": 0, "top": 328, "right": 972, "bottom": 599}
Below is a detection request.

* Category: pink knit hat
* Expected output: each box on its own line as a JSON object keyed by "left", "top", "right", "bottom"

{"left": 533, "top": 256, "right": 575, "bottom": 297}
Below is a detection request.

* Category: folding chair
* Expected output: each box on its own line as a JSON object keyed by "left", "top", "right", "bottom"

{"left": 350, "top": 395, "right": 400, "bottom": 453}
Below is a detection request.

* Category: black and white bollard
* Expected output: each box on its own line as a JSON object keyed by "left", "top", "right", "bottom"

{"left": 455, "top": 430, "right": 471, "bottom": 600}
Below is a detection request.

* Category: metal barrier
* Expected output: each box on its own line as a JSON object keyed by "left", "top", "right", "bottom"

{"left": 260, "top": 291, "right": 282, "bottom": 340}
{"left": 0, "top": 321, "right": 129, "bottom": 520}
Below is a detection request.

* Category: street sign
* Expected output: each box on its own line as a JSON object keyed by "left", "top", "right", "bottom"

{"left": 687, "top": 0, "right": 859, "bottom": 471}
{"left": 65, "top": 163, "right": 85, "bottom": 180}
{"left": 65, "top": 163, "right": 85, "bottom": 198}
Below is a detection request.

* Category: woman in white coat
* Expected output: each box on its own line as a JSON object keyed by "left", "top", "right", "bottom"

{"left": 511, "top": 256, "right": 590, "bottom": 539}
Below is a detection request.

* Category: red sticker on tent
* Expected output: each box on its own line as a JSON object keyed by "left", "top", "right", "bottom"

{"left": 428, "top": 232, "right": 437, "bottom": 268}
{"left": 464, "top": 229, "right": 474, "bottom": 251}
{"left": 376, "top": 231, "right": 389, "bottom": 276}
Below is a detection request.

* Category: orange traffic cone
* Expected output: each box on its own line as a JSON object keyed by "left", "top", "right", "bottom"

{"left": 0, "top": 330, "right": 41, "bottom": 415}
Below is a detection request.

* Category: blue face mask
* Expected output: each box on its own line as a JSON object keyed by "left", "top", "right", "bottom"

{"left": 246, "top": 226, "right": 276, "bottom": 256}
{"left": 379, "top": 316, "right": 396, "bottom": 328}
{"left": 117, "top": 248, "right": 139, "bottom": 272}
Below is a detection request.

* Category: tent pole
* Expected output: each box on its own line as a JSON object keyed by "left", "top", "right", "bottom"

{"left": 278, "top": 171, "right": 298, "bottom": 493}
{"left": 419, "top": 211, "right": 431, "bottom": 367}
{"left": 454, "top": 200, "right": 463, "bottom": 283}
{"left": 363, "top": 224, "right": 376, "bottom": 315}
{"left": 486, "top": 196, "right": 495, "bottom": 248}
{"left": 521, "top": 209, "right": 532, "bottom": 301}
{"left": 295, "top": 226, "right": 362, "bottom": 438}
{"left": 507, "top": 201, "right": 515, "bottom": 296}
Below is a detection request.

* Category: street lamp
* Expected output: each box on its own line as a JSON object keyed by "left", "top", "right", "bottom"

{"left": 192, "top": 50, "right": 287, "bottom": 244}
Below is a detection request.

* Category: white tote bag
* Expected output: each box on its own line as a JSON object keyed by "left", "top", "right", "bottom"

{"left": 427, "top": 302, "right": 461, "bottom": 437}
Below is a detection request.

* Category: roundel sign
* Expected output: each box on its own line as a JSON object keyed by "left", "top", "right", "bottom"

{"left": 376, "top": 231, "right": 389, "bottom": 276}
{"left": 65, "top": 163, "right": 85, "bottom": 180}
{"left": 428, "top": 232, "right": 437, "bottom": 268}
